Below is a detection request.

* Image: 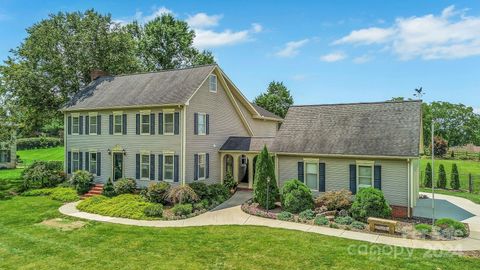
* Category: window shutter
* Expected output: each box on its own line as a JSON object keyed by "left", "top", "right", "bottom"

{"left": 174, "top": 112, "right": 180, "bottom": 135}
{"left": 206, "top": 153, "right": 210, "bottom": 178}
{"left": 85, "top": 152, "right": 90, "bottom": 172}
{"left": 6, "top": 150, "right": 11, "bottom": 163}
{"left": 194, "top": 113, "right": 198, "bottom": 135}
{"left": 349, "top": 165, "right": 357, "bottom": 195}
{"left": 97, "top": 115, "right": 102, "bottom": 135}
{"left": 136, "top": 114, "right": 140, "bottom": 135}
{"left": 158, "top": 154, "right": 163, "bottom": 181}
{"left": 79, "top": 152, "right": 83, "bottom": 170}
{"left": 135, "top": 154, "right": 140, "bottom": 179}
{"left": 150, "top": 113, "right": 155, "bottom": 135}
{"left": 194, "top": 154, "right": 198, "bottom": 180}
{"left": 319, "top": 163, "right": 326, "bottom": 192}
{"left": 79, "top": 116, "right": 84, "bottom": 135}
{"left": 97, "top": 152, "right": 101, "bottom": 176}
{"left": 123, "top": 114, "right": 127, "bottom": 135}
{"left": 150, "top": 154, "right": 155, "bottom": 180}
{"left": 158, "top": 113, "right": 164, "bottom": 135}
{"left": 206, "top": 114, "right": 210, "bottom": 135}
{"left": 109, "top": 115, "right": 113, "bottom": 135}
{"left": 297, "top": 162, "right": 304, "bottom": 182}
{"left": 67, "top": 151, "right": 72, "bottom": 174}
{"left": 67, "top": 116, "right": 72, "bottom": 135}
{"left": 174, "top": 155, "right": 179, "bottom": 182}
{"left": 85, "top": 116, "right": 89, "bottom": 135}
{"left": 374, "top": 165, "right": 382, "bottom": 190}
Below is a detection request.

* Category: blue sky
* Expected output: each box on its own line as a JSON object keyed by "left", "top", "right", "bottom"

{"left": 0, "top": 0, "right": 479, "bottom": 111}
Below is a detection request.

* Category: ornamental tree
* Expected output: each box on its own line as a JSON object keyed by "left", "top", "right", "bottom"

{"left": 253, "top": 146, "right": 279, "bottom": 210}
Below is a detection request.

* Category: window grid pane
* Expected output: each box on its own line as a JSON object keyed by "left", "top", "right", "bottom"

{"left": 90, "top": 117, "right": 97, "bottom": 134}
{"left": 72, "top": 117, "right": 79, "bottom": 134}
{"left": 114, "top": 115, "right": 122, "bottom": 134}
{"left": 141, "top": 155, "right": 150, "bottom": 178}
{"left": 90, "top": 153, "right": 97, "bottom": 174}
{"left": 198, "top": 114, "right": 206, "bottom": 134}
{"left": 198, "top": 154, "right": 205, "bottom": 178}
{"left": 164, "top": 113, "right": 174, "bottom": 134}
{"left": 358, "top": 166, "right": 373, "bottom": 189}
{"left": 141, "top": 115, "right": 150, "bottom": 134}
{"left": 305, "top": 163, "right": 318, "bottom": 190}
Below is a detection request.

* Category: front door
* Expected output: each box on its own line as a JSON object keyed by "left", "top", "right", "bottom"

{"left": 113, "top": 153, "right": 124, "bottom": 181}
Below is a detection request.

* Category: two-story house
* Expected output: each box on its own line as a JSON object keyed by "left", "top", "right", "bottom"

{"left": 62, "top": 64, "right": 421, "bottom": 217}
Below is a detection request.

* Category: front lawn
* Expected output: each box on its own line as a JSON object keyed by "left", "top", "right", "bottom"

{"left": 420, "top": 187, "right": 480, "bottom": 204}
{"left": 0, "top": 196, "right": 479, "bottom": 269}
{"left": 420, "top": 158, "right": 480, "bottom": 190}
{"left": 17, "top": 146, "right": 64, "bottom": 166}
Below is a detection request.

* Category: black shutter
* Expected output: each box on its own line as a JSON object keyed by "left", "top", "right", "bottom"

{"left": 67, "top": 116, "right": 72, "bottom": 135}
{"left": 136, "top": 114, "right": 140, "bottom": 135}
{"left": 150, "top": 154, "right": 155, "bottom": 180}
{"left": 349, "top": 164, "right": 357, "bottom": 195}
{"left": 319, "top": 163, "right": 326, "bottom": 192}
{"left": 123, "top": 114, "right": 127, "bottom": 135}
{"left": 194, "top": 113, "right": 198, "bottom": 135}
{"left": 135, "top": 154, "right": 140, "bottom": 179}
{"left": 79, "top": 116, "right": 84, "bottom": 135}
{"left": 174, "top": 155, "right": 179, "bottom": 182}
{"left": 6, "top": 149, "right": 11, "bottom": 163}
{"left": 174, "top": 112, "right": 180, "bottom": 135}
{"left": 85, "top": 116, "right": 89, "bottom": 135}
{"left": 97, "top": 152, "right": 101, "bottom": 176}
{"left": 79, "top": 152, "right": 83, "bottom": 170}
{"left": 97, "top": 115, "right": 102, "bottom": 135}
{"left": 194, "top": 154, "right": 198, "bottom": 180}
{"left": 158, "top": 154, "right": 163, "bottom": 180}
{"left": 206, "top": 114, "right": 210, "bottom": 135}
{"left": 206, "top": 153, "right": 210, "bottom": 178}
{"left": 297, "top": 162, "right": 304, "bottom": 182}
{"left": 158, "top": 113, "right": 164, "bottom": 135}
{"left": 85, "top": 152, "right": 90, "bottom": 172}
{"left": 374, "top": 165, "right": 382, "bottom": 190}
{"left": 67, "top": 151, "right": 72, "bottom": 174}
{"left": 150, "top": 113, "right": 155, "bottom": 135}
{"left": 109, "top": 115, "right": 113, "bottom": 135}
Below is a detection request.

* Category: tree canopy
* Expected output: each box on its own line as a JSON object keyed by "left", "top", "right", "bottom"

{"left": 253, "top": 81, "right": 294, "bottom": 118}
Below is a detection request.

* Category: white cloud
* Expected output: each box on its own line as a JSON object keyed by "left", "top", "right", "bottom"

{"left": 115, "top": 7, "right": 173, "bottom": 25}
{"left": 320, "top": 52, "right": 347, "bottom": 62}
{"left": 186, "top": 13, "right": 222, "bottom": 28}
{"left": 333, "top": 5, "right": 480, "bottom": 60}
{"left": 292, "top": 74, "right": 307, "bottom": 81}
{"left": 251, "top": 23, "right": 263, "bottom": 33}
{"left": 353, "top": 54, "right": 372, "bottom": 64}
{"left": 474, "top": 108, "right": 480, "bottom": 114}
{"left": 275, "top": 39, "right": 309, "bottom": 58}
{"left": 194, "top": 29, "right": 250, "bottom": 48}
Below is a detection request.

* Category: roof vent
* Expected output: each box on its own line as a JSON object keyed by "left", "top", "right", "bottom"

{"left": 90, "top": 69, "right": 109, "bottom": 81}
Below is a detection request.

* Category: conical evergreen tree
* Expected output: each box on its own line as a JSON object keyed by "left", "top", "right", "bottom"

{"left": 450, "top": 163, "right": 460, "bottom": 190}
{"left": 437, "top": 164, "right": 447, "bottom": 189}
{"left": 253, "top": 146, "right": 279, "bottom": 210}
{"left": 102, "top": 178, "right": 116, "bottom": 197}
{"left": 424, "top": 162, "right": 432, "bottom": 188}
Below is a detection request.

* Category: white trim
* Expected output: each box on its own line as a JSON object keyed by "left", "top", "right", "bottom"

{"left": 163, "top": 112, "right": 175, "bottom": 135}
{"left": 197, "top": 113, "right": 207, "bottom": 136}
{"left": 111, "top": 151, "right": 124, "bottom": 180}
{"left": 140, "top": 153, "right": 151, "bottom": 180}
{"left": 162, "top": 108, "right": 175, "bottom": 113}
{"left": 72, "top": 150, "right": 80, "bottom": 173}
{"left": 209, "top": 74, "right": 217, "bottom": 93}
{"left": 356, "top": 162, "right": 374, "bottom": 191}
{"left": 113, "top": 112, "right": 123, "bottom": 135}
{"left": 89, "top": 152, "right": 97, "bottom": 175}
{"left": 71, "top": 115, "right": 80, "bottom": 135}
{"left": 163, "top": 153, "right": 175, "bottom": 182}
{"left": 89, "top": 113, "right": 98, "bottom": 135}
{"left": 304, "top": 161, "right": 319, "bottom": 191}
{"left": 197, "top": 153, "right": 206, "bottom": 180}
{"left": 140, "top": 111, "right": 151, "bottom": 135}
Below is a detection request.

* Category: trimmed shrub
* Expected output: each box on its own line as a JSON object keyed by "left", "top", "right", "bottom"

{"left": 188, "top": 182, "right": 208, "bottom": 200}
{"left": 114, "top": 178, "right": 136, "bottom": 195}
{"left": 143, "top": 204, "right": 163, "bottom": 217}
{"left": 23, "top": 187, "right": 79, "bottom": 202}
{"left": 329, "top": 223, "right": 339, "bottom": 229}
{"left": 171, "top": 203, "right": 193, "bottom": 216}
{"left": 207, "top": 184, "right": 230, "bottom": 203}
{"left": 22, "top": 161, "right": 66, "bottom": 189}
{"left": 415, "top": 223, "right": 432, "bottom": 234}
{"left": 223, "top": 171, "right": 236, "bottom": 190}
{"left": 436, "top": 218, "right": 467, "bottom": 237}
{"left": 450, "top": 164, "right": 460, "bottom": 190}
{"left": 167, "top": 185, "right": 199, "bottom": 204}
{"left": 424, "top": 162, "right": 432, "bottom": 188}
{"left": 314, "top": 216, "right": 329, "bottom": 226}
{"left": 334, "top": 216, "right": 354, "bottom": 225}
{"left": 350, "top": 187, "right": 392, "bottom": 222}
{"left": 437, "top": 164, "right": 447, "bottom": 189}
{"left": 280, "top": 179, "right": 314, "bottom": 214}
{"left": 16, "top": 137, "right": 63, "bottom": 150}
{"left": 351, "top": 221, "right": 366, "bottom": 230}
{"left": 315, "top": 189, "right": 352, "bottom": 211}
{"left": 193, "top": 202, "right": 206, "bottom": 211}
{"left": 142, "top": 182, "right": 170, "bottom": 203}
{"left": 70, "top": 170, "right": 94, "bottom": 194}
{"left": 77, "top": 194, "right": 159, "bottom": 219}
{"left": 253, "top": 146, "right": 279, "bottom": 210}
{"left": 102, "top": 178, "right": 116, "bottom": 197}
{"left": 277, "top": 211, "right": 294, "bottom": 221}
{"left": 298, "top": 209, "right": 316, "bottom": 221}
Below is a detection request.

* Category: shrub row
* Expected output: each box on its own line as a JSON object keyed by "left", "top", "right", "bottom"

{"left": 22, "top": 161, "right": 66, "bottom": 190}
{"left": 17, "top": 137, "right": 63, "bottom": 150}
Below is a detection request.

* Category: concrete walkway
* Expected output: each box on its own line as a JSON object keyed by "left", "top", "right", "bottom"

{"left": 59, "top": 192, "right": 480, "bottom": 251}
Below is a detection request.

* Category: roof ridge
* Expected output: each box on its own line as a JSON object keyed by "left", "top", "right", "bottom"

{"left": 291, "top": 100, "right": 422, "bottom": 108}
{"left": 99, "top": 64, "right": 217, "bottom": 79}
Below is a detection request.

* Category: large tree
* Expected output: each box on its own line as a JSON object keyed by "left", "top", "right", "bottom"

{"left": 253, "top": 81, "right": 294, "bottom": 118}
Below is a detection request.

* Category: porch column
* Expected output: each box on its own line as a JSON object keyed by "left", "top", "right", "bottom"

{"left": 232, "top": 154, "right": 240, "bottom": 183}
{"left": 220, "top": 153, "right": 225, "bottom": 184}
{"left": 247, "top": 155, "right": 255, "bottom": 189}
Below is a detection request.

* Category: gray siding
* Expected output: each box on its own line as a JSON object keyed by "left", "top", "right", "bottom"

{"left": 277, "top": 155, "right": 408, "bottom": 207}
{"left": 233, "top": 94, "right": 278, "bottom": 137}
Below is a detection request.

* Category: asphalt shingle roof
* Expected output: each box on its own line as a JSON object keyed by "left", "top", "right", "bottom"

{"left": 220, "top": 137, "right": 275, "bottom": 152}
{"left": 270, "top": 101, "right": 422, "bottom": 157}
{"left": 251, "top": 103, "right": 283, "bottom": 120}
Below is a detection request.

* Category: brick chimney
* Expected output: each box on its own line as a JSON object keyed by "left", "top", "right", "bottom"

{"left": 90, "top": 69, "right": 109, "bottom": 81}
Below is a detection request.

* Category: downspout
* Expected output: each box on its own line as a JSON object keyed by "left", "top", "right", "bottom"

{"left": 181, "top": 104, "right": 187, "bottom": 186}
{"left": 407, "top": 158, "right": 411, "bottom": 217}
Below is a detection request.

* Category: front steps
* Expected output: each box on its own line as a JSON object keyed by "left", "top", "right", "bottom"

{"left": 81, "top": 184, "right": 104, "bottom": 199}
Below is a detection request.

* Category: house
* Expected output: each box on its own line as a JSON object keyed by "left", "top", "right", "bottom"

{"left": 0, "top": 139, "right": 16, "bottom": 169}
{"left": 62, "top": 64, "right": 422, "bottom": 217}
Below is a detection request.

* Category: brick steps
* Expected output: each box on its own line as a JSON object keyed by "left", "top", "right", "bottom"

{"left": 81, "top": 184, "right": 104, "bottom": 200}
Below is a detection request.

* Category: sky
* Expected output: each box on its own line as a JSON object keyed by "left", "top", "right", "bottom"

{"left": 0, "top": 0, "right": 479, "bottom": 112}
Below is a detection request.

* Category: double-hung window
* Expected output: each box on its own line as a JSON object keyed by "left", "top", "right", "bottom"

{"left": 141, "top": 113, "right": 150, "bottom": 134}
{"left": 198, "top": 153, "right": 206, "bottom": 180}
{"left": 72, "top": 152, "right": 80, "bottom": 172}
{"left": 197, "top": 113, "right": 206, "bottom": 135}
{"left": 0, "top": 150, "right": 9, "bottom": 163}
{"left": 72, "top": 115, "right": 80, "bottom": 135}
{"left": 89, "top": 152, "right": 97, "bottom": 174}
{"left": 209, "top": 74, "right": 217, "bottom": 92}
{"left": 141, "top": 154, "right": 150, "bottom": 179}
{"left": 89, "top": 114, "right": 98, "bottom": 135}
{"left": 164, "top": 154, "right": 174, "bottom": 181}
{"left": 114, "top": 113, "right": 123, "bottom": 134}
{"left": 164, "top": 113, "right": 174, "bottom": 135}
{"left": 305, "top": 162, "right": 318, "bottom": 190}
{"left": 357, "top": 163, "right": 374, "bottom": 190}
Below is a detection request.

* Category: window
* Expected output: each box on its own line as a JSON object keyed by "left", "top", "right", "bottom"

{"left": 357, "top": 165, "right": 374, "bottom": 190}
{"left": 164, "top": 154, "right": 174, "bottom": 181}
{"left": 141, "top": 114, "right": 150, "bottom": 134}
{"left": 141, "top": 154, "right": 150, "bottom": 179}
{"left": 72, "top": 152, "right": 80, "bottom": 172}
{"left": 305, "top": 162, "right": 318, "bottom": 190}
{"left": 72, "top": 116, "right": 80, "bottom": 135}
{"left": 209, "top": 74, "right": 217, "bottom": 92}
{"left": 114, "top": 114, "right": 123, "bottom": 134}
{"left": 198, "top": 154, "right": 206, "bottom": 180}
{"left": 89, "top": 115, "right": 97, "bottom": 135}
{"left": 164, "top": 113, "right": 174, "bottom": 135}
{"left": 0, "top": 150, "right": 9, "bottom": 163}
{"left": 89, "top": 152, "right": 97, "bottom": 174}
{"left": 197, "top": 113, "right": 206, "bottom": 135}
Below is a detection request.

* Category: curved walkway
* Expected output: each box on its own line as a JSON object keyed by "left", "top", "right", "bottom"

{"left": 59, "top": 192, "right": 480, "bottom": 252}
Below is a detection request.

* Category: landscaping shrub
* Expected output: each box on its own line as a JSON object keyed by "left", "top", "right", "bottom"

{"left": 424, "top": 162, "right": 432, "bottom": 188}
{"left": 280, "top": 179, "right": 314, "bottom": 213}
{"left": 114, "top": 178, "right": 136, "bottom": 195}
{"left": 253, "top": 146, "right": 279, "bottom": 210}
{"left": 351, "top": 221, "right": 366, "bottom": 230}
{"left": 188, "top": 182, "right": 208, "bottom": 200}
{"left": 142, "top": 182, "right": 170, "bottom": 203}
{"left": 193, "top": 202, "right": 206, "bottom": 211}
{"left": 143, "top": 204, "right": 163, "bottom": 217}
{"left": 23, "top": 187, "right": 79, "bottom": 202}
{"left": 102, "top": 178, "right": 116, "bottom": 197}
{"left": 415, "top": 224, "right": 433, "bottom": 235}
{"left": 314, "top": 216, "right": 329, "bottom": 226}
{"left": 167, "top": 185, "right": 199, "bottom": 204}
{"left": 223, "top": 171, "right": 236, "bottom": 190}
{"left": 329, "top": 223, "right": 339, "bottom": 229}
{"left": 337, "top": 209, "right": 349, "bottom": 217}
{"left": 70, "top": 170, "right": 94, "bottom": 194}
{"left": 77, "top": 194, "right": 159, "bottom": 219}
{"left": 22, "top": 161, "right": 66, "bottom": 189}
{"left": 432, "top": 136, "right": 448, "bottom": 157}
{"left": 207, "top": 184, "right": 230, "bottom": 203}
{"left": 436, "top": 218, "right": 467, "bottom": 237}
{"left": 171, "top": 203, "right": 193, "bottom": 216}
{"left": 437, "top": 164, "right": 447, "bottom": 189}
{"left": 315, "top": 189, "right": 352, "bottom": 211}
{"left": 450, "top": 163, "right": 460, "bottom": 190}
{"left": 298, "top": 209, "right": 315, "bottom": 221}
{"left": 334, "top": 216, "right": 354, "bottom": 225}
{"left": 277, "top": 211, "right": 294, "bottom": 221}
{"left": 16, "top": 136, "right": 63, "bottom": 150}
{"left": 350, "top": 187, "right": 392, "bottom": 222}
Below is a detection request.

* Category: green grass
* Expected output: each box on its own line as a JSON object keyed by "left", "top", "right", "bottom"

{"left": 17, "top": 146, "right": 64, "bottom": 166}
{"left": 0, "top": 196, "right": 479, "bottom": 269}
{"left": 420, "top": 187, "right": 480, "bottom": 204}
{"left": 420, "top": 158, "right": 480, "bottom": 190}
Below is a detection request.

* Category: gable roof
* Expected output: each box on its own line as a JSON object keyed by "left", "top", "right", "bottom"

{"left": 251, "top": 103, "right": 283, "bottom": 120}
{"left": 220, "top": 136, "right": 275, "bottom": 152}
{"left": 63, "top": 65, "right": 216, "bottom": 111}
{"left": 270, "top": 100, "right": 422, "bottom": 157}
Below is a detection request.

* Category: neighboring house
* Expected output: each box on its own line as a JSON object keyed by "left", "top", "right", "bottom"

{"left": 0, "top": 140, "right": 16, "bottom": 169}
{"left": 62, "top": 64, "right": 422, "bottom": 217}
